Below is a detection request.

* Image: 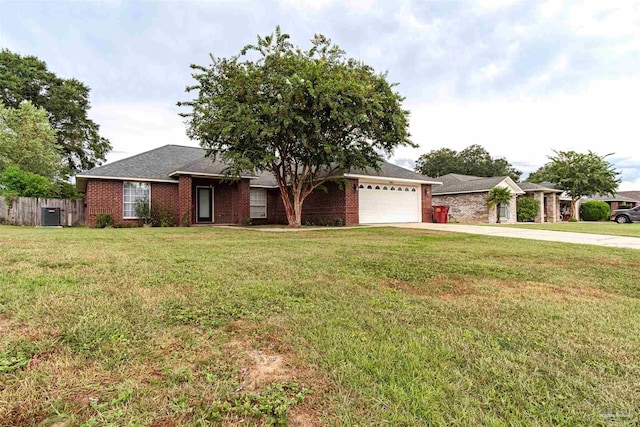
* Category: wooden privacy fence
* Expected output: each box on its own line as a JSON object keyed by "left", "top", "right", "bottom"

{"left": 0, "top": 197, "right": 84, "bottom": 226}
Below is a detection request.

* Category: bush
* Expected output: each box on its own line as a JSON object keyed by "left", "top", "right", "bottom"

{"left": 516, "top": 197, "right": 540, "bottom": 222}
{"left": 568, "top": 216, "right": 578, "bottom": 222}
{"left": 133, "top": 199, "right": 152, "bottom": 224}
{"left": 95, "top": 213, "right": 114, "bottom": 228}
{"left": 0, "top": 166, "right": 52, "bottom": 198}
{"left": 580, "top": 200, "right": 611, "bottom": 221}
{"left": 151, "top": 203, "right": 176, "bottom": 227}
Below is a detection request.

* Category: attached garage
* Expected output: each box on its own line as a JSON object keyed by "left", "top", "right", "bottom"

{"left": 358, "top": 182, "right": 421, "bottom": 223}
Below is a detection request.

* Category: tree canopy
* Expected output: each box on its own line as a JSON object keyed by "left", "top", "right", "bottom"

{"left": 0, "top": 49, "right": 111, "bottom": 174}
{"left": 180, "top": 27, "right": 413, "bottom": 226}
{"left": 533, "top": 150, "right": 620, "bottom": 218}
{"left": 415, "top": 144, "right": 522, "bottom": 181}
{"left": 0, "top": 101, "right": 61, "bottom": 179}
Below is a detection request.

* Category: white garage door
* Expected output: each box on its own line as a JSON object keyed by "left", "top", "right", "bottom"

{"left": 358, "top": 182, "right": 421, "bottom": 223}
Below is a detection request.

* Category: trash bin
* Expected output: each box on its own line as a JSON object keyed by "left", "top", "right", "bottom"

{"left": 433, "top": 205, "right": 449, "bottom": 223}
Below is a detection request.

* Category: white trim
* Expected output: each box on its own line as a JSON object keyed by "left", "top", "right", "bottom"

{"left": 122, "top": 181, "right": 151, "bottom": 219}
{"left": 169, "top": 171, "right": 257, "bottom": 179}
{"left": 250, "top": 184, "right": 279, "bottom": 189}
{"left": 343, "top": 173, "right": 442, "bottom": 185}
{"left": 195, "top": 185, "right": 214, "bottom": 223}
{"left": 76, "top": 174, "right": 178, "bottom": 184}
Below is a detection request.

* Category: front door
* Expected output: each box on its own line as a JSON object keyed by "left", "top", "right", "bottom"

{"left": 197, "top": 187, "right": 213, "bottom": 222}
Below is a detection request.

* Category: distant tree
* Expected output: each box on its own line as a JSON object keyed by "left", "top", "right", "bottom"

{"left": 0, "top": 49, "right": 111, "bottom": 174}
{"left": 486, "top": 186, "right": 513, "bottom": 223}
{"left": 180, "top": 27, "right": 413, "bottom": 227}
{"left": 416, "top": 144, "right": 522, "bottom": 181}
{"left": 0, "top": 101, "right": 61, "bottom": 179}
{"left": 516, "top": 197, "right": 540, "bottom": 222}
{"left": 0, "top": 166, "right": 53, "bottom": 198}
{"left": 539, "top": 150, "right": 620, "bottom": 219}
{"left": 525, "top": 164, "right": 553, "bottom": 183}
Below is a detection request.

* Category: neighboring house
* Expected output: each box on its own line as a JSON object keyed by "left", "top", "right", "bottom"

{"left": 618, "top": 191, "right": 640, "bottom": 204}
{"left": 431, "top": 174, "right": 524, "bottom": 224}
{"left": 518, "top": 182, "right": 563, "bottom": 223}
{"left": 586, "top": 193, "right": 639, "bottom": 211}
{"left": 75, "top": 145, "right": 441, "bottom": 227}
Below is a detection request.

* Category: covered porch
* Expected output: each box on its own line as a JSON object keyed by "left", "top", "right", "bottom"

{"left": 177, "top": 175, "right": 251, "bottom": 225}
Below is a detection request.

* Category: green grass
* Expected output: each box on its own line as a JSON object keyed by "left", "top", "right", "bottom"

{"left": 1, "top": 225, "right": 639, "bottom": 426}
{"left": 487, "top": 221, "right": 640, "bottom": 238}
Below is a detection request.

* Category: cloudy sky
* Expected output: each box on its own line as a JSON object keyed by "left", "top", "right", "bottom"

{"left": 1, "top": 0, "right": 639, "bottom": 189}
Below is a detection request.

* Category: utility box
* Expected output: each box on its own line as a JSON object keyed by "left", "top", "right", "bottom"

{"left": 41, "top": 207, "right": 61, "bottom": 227}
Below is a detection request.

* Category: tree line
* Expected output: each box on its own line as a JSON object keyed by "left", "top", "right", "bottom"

{"left": 0, "top": 49, "right": 111, "bottom": 199}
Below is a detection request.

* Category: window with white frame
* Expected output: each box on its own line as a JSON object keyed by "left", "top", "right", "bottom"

{"left": 123, "top": 182, "right": 150, "bottom": 218}
{"left": 250, "top": 188, "right": 267, "bottom": 218}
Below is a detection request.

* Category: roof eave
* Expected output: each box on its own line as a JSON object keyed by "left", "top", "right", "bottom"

{"left": 343, "top": 173, "right": 442, "bottom": 185}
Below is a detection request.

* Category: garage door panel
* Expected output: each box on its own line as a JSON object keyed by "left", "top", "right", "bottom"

{"left": 358, "top": 183, "right": 421, "bottom": 223}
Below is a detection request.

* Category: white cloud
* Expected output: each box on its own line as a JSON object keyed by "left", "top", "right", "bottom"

{"left": 394, "top": 77, "right": 640, "bottom": 188}
{"left": 91, "top": 104, "right": 195, "bottom": 163}
{"left": 471, "top": 61, "right": 509, "bottom": 83}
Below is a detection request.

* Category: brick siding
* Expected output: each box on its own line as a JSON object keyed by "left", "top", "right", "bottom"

{"left": 421, "top": 184, "right": 433, "bottom": 223}
{"left": 85, "top": 179, "right": 178, "bottom": 227}
{"left": 266, "top": 179, "right": 359, "bottom": 225}
{"left": 432, "top": 192, "right": 491, "bottom": 223}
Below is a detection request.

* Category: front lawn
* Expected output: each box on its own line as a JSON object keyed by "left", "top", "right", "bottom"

{"left": 490, "top": 221, "right": 640, "bottom": 238}
{"left": 1, "top": 226, "right": 639, "bottom": 425}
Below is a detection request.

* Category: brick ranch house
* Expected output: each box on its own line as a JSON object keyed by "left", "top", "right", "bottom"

{"left": 76, "top": 145, "right": 441, "bottom": 227}
{"left": 431, "top": 174, "right": 563, "bottom": 223}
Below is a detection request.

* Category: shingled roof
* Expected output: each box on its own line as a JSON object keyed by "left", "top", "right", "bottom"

{"left": 518, "top": 181, "right": 563, "bottom": 192}
{"left": 76, "top": 144, "right": 440, "bottom": 190}
{"left": 432, "top": 173, "right": 524, "bottom": 195}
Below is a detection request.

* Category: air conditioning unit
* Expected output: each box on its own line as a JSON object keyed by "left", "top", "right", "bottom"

{"left": 41, "top": 207, "right": 61, "bottom": 227}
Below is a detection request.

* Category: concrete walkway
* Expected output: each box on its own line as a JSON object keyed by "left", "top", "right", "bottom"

{"left": 388, "top": 223, "right": 640, "bottom": 250}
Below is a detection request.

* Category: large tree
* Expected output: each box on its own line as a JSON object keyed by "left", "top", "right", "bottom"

{"left": 537, "top": 150, "right": 620, "bottom": 218}
{"left": 0, "top": 49, "right": 111, "bottom": 174}
{"left": 180, "top": 27, "right": 413, "bottom": 227}
{"left": 0, "top": 101, "right": 61, "bottom": 179}
{"left": 415, "top": 144, "right": 522, "bottom": 181}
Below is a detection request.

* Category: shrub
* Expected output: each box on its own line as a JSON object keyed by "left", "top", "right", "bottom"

{"left": 331, "top": 218, "right": 344, "bottom": 227}
{"left": 133, "top": 199, "right": 152, "bottom": 224}
{"left": 0, "top": 166, "right": 52, "bottom": 198}
{"left": 580, "top": 200, "right": 611, "bottom": 221}
{"left": 241, "top": 217, "right": 252, "bottom": 226}
{"left": 151, "top": 203, "right": 176, "bottom": 227}
{"left": 568, "top": 216, "right": 578, "bottom": 222}
{"left": 516, "top": 197, "right": 540, "bottom": 222}
{"left": 95, "top": 213, "right": 113, "bottom": 228}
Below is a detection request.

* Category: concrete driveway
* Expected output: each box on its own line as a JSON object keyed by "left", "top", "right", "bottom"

{"left": 388, "top": 223, "right": 640, "bottom": 250}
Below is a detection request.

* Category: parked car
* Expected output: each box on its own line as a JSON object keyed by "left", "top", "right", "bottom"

{"left": 610, "top": 205, "right": 640, "bottom": 223}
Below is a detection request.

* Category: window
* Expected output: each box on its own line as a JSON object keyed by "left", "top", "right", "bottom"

{"left": 390, "top": 187, "right": 395, "bottom": 191}
{"left": 499, "top": 204, "right": 510, "bottom": 219}
{"left": 250, "top": 188, "right": 267, "bottom": 218}
{"left": 123, "top": 182, "right": 150, "bottom": 218}
{"left": 367, "top": 185, "right": 372, "bottom": 189}
{"left": 359, "top": 184, "right": 364, "bottom": 189}
{"left": 383, "top": 186, "right": 388, "bottom": 190}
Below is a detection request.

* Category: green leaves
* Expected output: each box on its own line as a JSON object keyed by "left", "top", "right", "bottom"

{"left": 0, "top": 49, "right": 111, "bottom": 174}
{"left": 542, "top": 150, "right": 620, "bottom": 199}
{"left": 416, "top": 144, "right": 522, "bottom": 181}
{"left": 180, "top": 27, "right": 413, "bottom": 225}
{"left": 0, "top": 101, "right": 60, "bottom": 179}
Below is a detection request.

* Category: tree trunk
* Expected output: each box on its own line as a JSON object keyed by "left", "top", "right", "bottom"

{"left": 497, "top": 203, "right": 501, "bottom": 223}
{"left": 570, "top": 198, "right": 577, "bottom": 219}
{"left": 279, "top": 189, "right": 304, "bottom": 228}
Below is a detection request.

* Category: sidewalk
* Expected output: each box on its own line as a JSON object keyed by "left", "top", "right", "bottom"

{"left": 388, "top": 223, "right": 640, "bottom": 250}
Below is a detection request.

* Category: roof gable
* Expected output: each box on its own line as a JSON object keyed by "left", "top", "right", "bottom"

{"left": 433, "top": 173, "right": 524, "bottom": 195}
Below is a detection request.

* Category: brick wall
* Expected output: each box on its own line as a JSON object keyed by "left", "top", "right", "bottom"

{"left": 266, "top": 179, "right": 357, "bottom": 225}
{"left": 421, "top": 184, "right": 433, "bottom": 223}
{"left": 432, "top": 192, "right": 490, "bottom": 223}
{"left": 85, "top": 179, "right": 179, "bottom": 227}
{"left": 179, "top": 177, "right": 250, "bottom": 225}
{"left": 178, "top": 175, "right": 192, "bottom": 226}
